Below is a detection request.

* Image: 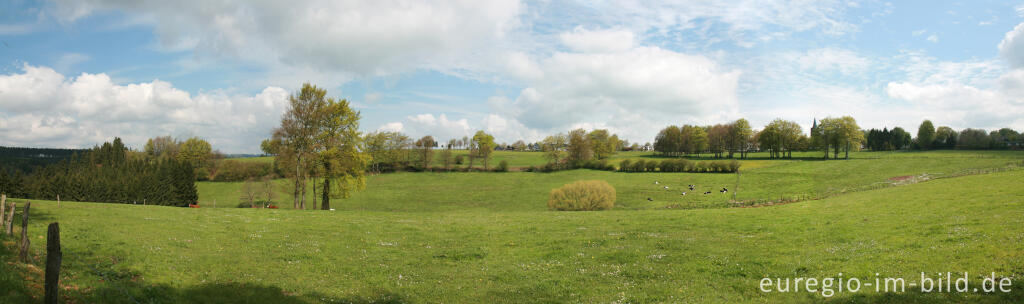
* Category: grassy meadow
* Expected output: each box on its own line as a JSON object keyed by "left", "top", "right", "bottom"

{"left": 2, "top": 150, "right": 1023, "bottom": 303}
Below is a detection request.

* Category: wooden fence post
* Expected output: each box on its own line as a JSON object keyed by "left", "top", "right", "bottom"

{"left": 0, "top": 194, "right": 6, "bottom": 228}
{"left": 18, "top": 201, "right": 31, "bottom": 263}
{"left": 4, "top": 202, "right": 13, "bottom": 236}
{"left": 45, "top": 222, "right": 62, "bottom": 304}
{"left": 57, "top": 194, "right": 60, "bottom": 208}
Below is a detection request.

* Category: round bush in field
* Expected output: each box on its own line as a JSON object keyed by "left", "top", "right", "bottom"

{"left": 547, "top": 180, "right": 616, "bottom": 211}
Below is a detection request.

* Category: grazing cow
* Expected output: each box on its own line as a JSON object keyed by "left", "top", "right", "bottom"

{"left": 688, "top": 185, "right": 695, "bottom": 190}
{"left": 647, "top": 197, "right": 654, "bottom": 201}
{"left": 703, "top": 191, "right": 711, "bottom": 195}
{"left": 663, "top": 186, "right": 669, "bottom": 190}
{"left": 654, "top": 181, "right": 659, "bottom": 185}
{"left": 681, "top": 192, "right": 686, "bottom": 196}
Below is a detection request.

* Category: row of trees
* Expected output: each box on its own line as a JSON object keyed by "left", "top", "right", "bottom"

{"left": 916, "top": 120, "right": 1022, "bottom": 150}
{"left": 653, "top": 119, "right": 754, "bottom": 158}
{"left": 361, "top": 130, "right": 498, "bottom": 173}
{"left": 540, "top": 128, "right": 623, "bottom": 168}
{"left": 864, "top": 127, "right": 912, "bottom": 151}
{"left": 0, "top": 138, "right": 197, "bottom": 206}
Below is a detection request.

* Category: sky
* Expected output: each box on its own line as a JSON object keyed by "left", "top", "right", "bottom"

{"left": 1, "top": 0, "right": 1023, "bottom": 153}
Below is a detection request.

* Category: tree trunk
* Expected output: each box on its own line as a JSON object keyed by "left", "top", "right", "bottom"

{"left": 0, "top": 194, "right": 5, "bottom": 228}
{"left": 845, "top": 141, "right": 850, "bottom": 159}
{"left": 299, "top": 176, "right": 307, "bottom": 210}
{"left": 322, "top": 176, "right": 331, "bottom": 210}
{"left": 311, "top": 177, "right": 317, "bottom": 210}
{"left": 293, "top": 162, "right": 301, "bottom": 209}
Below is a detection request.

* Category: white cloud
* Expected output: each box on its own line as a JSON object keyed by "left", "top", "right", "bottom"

{"left": 926, "top": 34, "right": 939, "bottom": 43}
{"left": 400, "top": 113, "right": 472, "bottom": 141}
{"left": 559, "top": 26, "right": 635, "bottom": 53}
{"left": 0, "top": 63, "right": 289, "bottom": 152}
{"left": 999, "top": 22, "right": 1024, "bottom": 69}
{"left": 49, "top": 0, "right": 524, "bottom": 77}
{"left": 377, "top": 122, "right": 403, "bottom": 133}
{"left": 478, "top": 28, "right": 742, "bottom": 143}
{"left": 886, "top": 76, "right": 1024, "bottom": 132}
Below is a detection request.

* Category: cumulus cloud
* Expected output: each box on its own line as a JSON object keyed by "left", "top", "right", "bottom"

{"left": 886, "top": 81, "right": 1023, "bottom": 131}
{"left": 48, "top": 0, "right": 523, "bottom": 77}
{"left": 487, "top": 28, "right": 741, "bottom": 142}
{"left": 559, "top": 26, "right": 635, "bottom": 53}
{"left": 999, "top": 22, "right": 1024, "bottom": 69}
{"left": 399, "top": 113, "right": 472, "bottom": 141}
{"left": 0, "top": 63, "right": 289, "bottom": 152}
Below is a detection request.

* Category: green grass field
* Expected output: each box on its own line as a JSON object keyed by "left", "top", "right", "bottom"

{"left": 2, "top": 150, "right": 1024, "bottom": 303}
{"left": 206, "top": 150, "right": 1024, "bottom": 211}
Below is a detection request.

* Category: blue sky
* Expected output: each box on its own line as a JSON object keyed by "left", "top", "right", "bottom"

{"left": 1, "top": 0, "right": 1023, "bottom": 153}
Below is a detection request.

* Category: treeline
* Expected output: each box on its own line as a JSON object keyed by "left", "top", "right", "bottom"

{"left": 143, "top": 135, "right": 275, "bottom": 182}
{"left": 0, "top": 138, "right": 197, "bottom": 206}
{"left": 654, "top": 119, "right": 754, "bottom": 158}
{"left": 651, "top": 116, "right": 1022, "bottom": 160}
{"left": 0, "top": 146, "right": 89, "bottom": 173}
{"left": 913, "top": 120, "right": 1022, "bottom": 150}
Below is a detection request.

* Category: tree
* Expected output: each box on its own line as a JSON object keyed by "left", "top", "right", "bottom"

{"left": 415, "top": 135, "right": 436, "bottom": 170}
{"left": 144, "top": 136, "right": 180, "bottom": 160}
{"left": 706, "top": 124, "right": 728, "bottom": 158}
{"left": 512, "top": 140, "right": 528, "bottom": 151}
{"left": 261, "top": 174, "right": 276, "bottom": 207}
{"left": 471, "top": 131, "right": 496, "bottom": 170}
{"left": 314, "top": 97, "right": 368, "bottom": 210}
{"left": 268, "top": 83, "right": 367, "bottom": 210}
{"left": 818, "top": 117, "right": 862, "bottom": 159}
{"left": 364, "top": 131, "right": 410, "bottom": 173}
{"left": 957, "top": 128, "right": 990, "bottom": 149}
{"left": 685, "top": 125, "right": 709, "bottom": 157}
{"left": 542, "top": 134, "right": 567, "bottom": 165}
{"left": 891, "top": 127, "right": 910, "bottom": 150}
{"left": 654, "top": 126, "right": 681, "bottom": 156}
{"left": 727, "top": 119, "right": 753, "bottom": 158}
{"left": 260, "top": 139, "right": 279, "bottom": 156}
{"left": 442, "top": 139, "right": 455, "bottom": 171}
{"left": 759, "top": 119, "right": 803, "bottom": 158}
{"left": 589, "top": 129, "right": 617, "bottom": 159}
{"left": 566, "top": 129, "right": 593, "bottom": 165}
{"left": 240, "top": 177, "right": 257, "bottom": 208}
{"left": 934, "top": 126, "right": 957, "bottom": 149}
{"left": 917, "top": 120, "right": 935, "bottom": 150}
{"left": 177, "top": 137, "right": 212, "bottom": 168}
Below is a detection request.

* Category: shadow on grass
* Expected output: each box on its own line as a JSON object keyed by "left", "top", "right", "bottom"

{"left": 0, "top": 239, "right": 408, "bottom": 304}
{"left": 79, "top": 281, "right": 409, "bottom": 304}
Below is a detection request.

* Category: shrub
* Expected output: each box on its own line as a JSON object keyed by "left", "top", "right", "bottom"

{"left": 633, "top": 159, "right": 647, "bottom": 172}
{"left": 209, "top": 160, "right": 273, "bottom": 182}
{"left": 728, "top": 160, "right": 741, "bottom": 172}
{"left": 618, "top": 159, "right": 632, "bottom": 172}
{"left": 547, "top": 180, "right": 616, "bottom": 211}
{"left": 645, "top": 160, "right": 658, "bottom": 172}
{"left": 694, "top": 162, "right": 707, "bottom": 173}
{"left": 496, "top": 160, "right": 509, "bottom": 172}
{"left": 454, "top": 155, "right": 464, "bottom": 165}
{"left": 680, "top": 159, "right": 694, "bottom": 172}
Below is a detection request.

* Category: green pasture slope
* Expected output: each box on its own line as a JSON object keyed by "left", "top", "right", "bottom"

{"left": 203, "top": 150, "right": 1024, "bottom": 211}
{"left": 0, "top": 150, "right": 1022, "bottom": 303}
